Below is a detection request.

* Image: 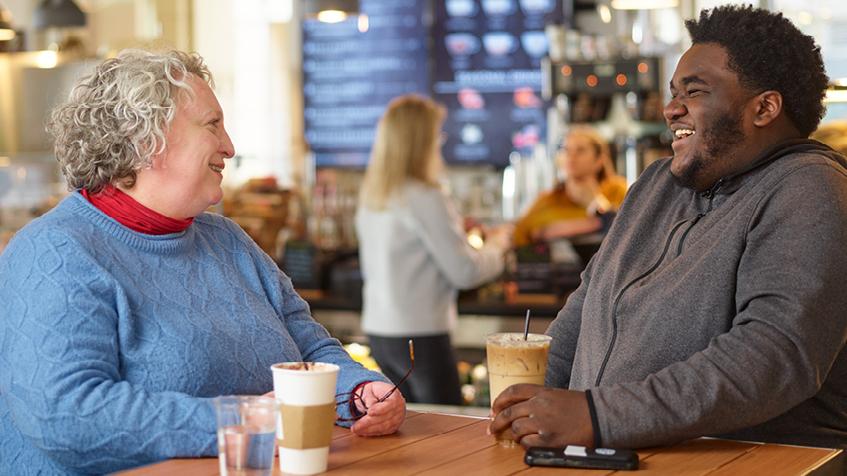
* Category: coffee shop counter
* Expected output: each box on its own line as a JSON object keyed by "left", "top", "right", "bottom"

{"left": 296, "top": 289, "right": 567, "bottom": 350}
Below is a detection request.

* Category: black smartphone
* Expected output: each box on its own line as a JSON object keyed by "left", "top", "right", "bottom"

{"left": 525, "top": 445, "right": 639, "bottom": 471}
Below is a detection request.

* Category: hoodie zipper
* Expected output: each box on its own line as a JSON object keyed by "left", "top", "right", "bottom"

{"left": 594, "top": 219, "right": 688, "bottom": 386}
{"left": 676, "top": 179, "right": 722, "bottom": 256}
{"left": 594, "top": 179, "right": 724, "bottom": 386}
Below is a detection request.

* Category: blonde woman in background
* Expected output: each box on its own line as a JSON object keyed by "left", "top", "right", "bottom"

{"left": 513, "top": 126, "right": 628, "bottom": 247}
{"left": 356, "top": 95, "right": 512, "bottom": 405}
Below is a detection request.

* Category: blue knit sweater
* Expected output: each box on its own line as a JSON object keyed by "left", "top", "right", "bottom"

{"left": 0, "top": 192, "right": 386, "bottom": 475}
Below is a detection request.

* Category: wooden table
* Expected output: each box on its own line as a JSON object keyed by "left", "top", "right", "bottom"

{"left": 119, "top": 411, "right": 843, "bottom": 475}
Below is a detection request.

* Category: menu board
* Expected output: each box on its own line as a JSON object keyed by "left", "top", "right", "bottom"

{"left": 432, "top": 0, "right": 564, "bottom": 166}
{"left": 302, "top": 0, "right": 429, "bottom": 167}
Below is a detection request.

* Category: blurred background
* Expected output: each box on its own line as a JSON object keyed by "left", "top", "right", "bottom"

{"left": 1, "top": 0, "right": 845, "bottom": 411}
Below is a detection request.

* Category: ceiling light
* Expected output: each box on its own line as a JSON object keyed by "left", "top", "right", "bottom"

{"left": 597, "top": 4, "right": 612, "bottom": 23}
{"left": 0, "top": 26, "right": 14, "bottom": 42}
{"left": 33, "top": 0, "right": 86, "bottom": 29}
{"left": 34, "top": 49, "right": 58, "bottom": 68}
{"left": 611, "top": 0, "right": 679, "bottom": 10}
{"left": 304, "top": 0, "right": 360, "bottom": 23}
{"left": 825, "top": 81, "right": 847, "bottom": 104}
{"left": 317, "top": 10, "right": 347, "bottom": 23}
{"left": 826, "top": 90, "right": 847, "bottom": 103}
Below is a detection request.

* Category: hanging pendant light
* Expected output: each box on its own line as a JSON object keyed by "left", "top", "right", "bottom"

{"left": 304, "top": 0, "right": 360, "bottom": 24}
{"left": 33, "top": 0, "right": 87, "bottom": 29}
{"left": 0, "top": 3, "right": 16, "bottom": 41}
{"left": 825, "top": 80, "right": 847, "bottom": 104}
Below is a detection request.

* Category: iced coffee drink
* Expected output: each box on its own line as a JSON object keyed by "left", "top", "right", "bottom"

{"left": 486, "top": 332, "right": 552, "bottom": 447}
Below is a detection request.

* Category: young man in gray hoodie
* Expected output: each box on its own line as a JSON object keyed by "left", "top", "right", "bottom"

{"left": 490, "top": 5, "right": 847, "bottom": 450}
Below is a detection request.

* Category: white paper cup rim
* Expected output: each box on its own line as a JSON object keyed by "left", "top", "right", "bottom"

{"left": 270, "top": 362, "right": 340, "bottom": 375}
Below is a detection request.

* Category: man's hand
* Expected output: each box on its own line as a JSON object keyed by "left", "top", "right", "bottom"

{"left": 351, "top": 381, "right": 406, "bottom": 437}
{"left": 488, "top": 384, "right": 594, "bottom": 448}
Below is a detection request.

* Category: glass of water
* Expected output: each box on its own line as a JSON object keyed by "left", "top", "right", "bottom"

{"left": 214, "top": 396, "right": 277, "bottom": 476}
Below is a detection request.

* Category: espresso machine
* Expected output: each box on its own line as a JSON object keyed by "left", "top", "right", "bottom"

{"left": 542, "top": 56, "right": 670, "bottom": 183}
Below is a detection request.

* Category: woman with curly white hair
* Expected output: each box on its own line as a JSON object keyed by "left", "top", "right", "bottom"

{"left": 0, "top": 49, "right": 405, "bottom": 475}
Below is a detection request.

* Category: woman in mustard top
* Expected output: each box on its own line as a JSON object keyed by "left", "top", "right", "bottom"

{"left": 513, "top": 126, "right": 628, "bottom": 247}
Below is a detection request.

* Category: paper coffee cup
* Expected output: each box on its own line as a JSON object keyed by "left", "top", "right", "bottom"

{"left": 271, "top": 362, "right": 339, "bottom": 475}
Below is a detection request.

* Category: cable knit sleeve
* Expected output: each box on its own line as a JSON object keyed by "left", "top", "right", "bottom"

{"left": 276, "top": 269, "right": 390, "bottom": 424}
{"left": 0, "top": 226, "right": 216, "bottom": 474}
{"left": 231, "top": 219, "right": 390, "bottom": 425}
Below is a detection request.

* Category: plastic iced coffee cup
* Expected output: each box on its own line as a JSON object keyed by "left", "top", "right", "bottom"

{"left": 486, "top": 332, "right": 552, "bottom": 447}
{"left": 270, "top": 362, "right": 339, "bottom": 475}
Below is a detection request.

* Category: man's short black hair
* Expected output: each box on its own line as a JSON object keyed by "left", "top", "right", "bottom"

{"left": 685, "top": 5, "right": 829, "bottom": 136}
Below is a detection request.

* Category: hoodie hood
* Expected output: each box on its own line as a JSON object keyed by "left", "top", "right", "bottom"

{"left": 708, "top": 138, "right": 847, "bottom": 197}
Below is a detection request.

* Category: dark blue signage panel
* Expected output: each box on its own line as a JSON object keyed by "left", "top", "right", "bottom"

{"left": 432, "top": 0, "right": 564, "bottom": 166}
{"left": 302, "top": 0, "right": 429, "bottom": 167}
{"left": 302, "top": 0, "right": 566, "bottom": 168}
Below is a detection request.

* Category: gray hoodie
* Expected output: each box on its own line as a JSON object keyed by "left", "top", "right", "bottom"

{"left": 546, "top": 140, "right": 847, "bottom": 449}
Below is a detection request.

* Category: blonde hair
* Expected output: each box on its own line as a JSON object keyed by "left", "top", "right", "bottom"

{"left": 47, "top": 49, "right": 213, "bottom": 193}
{"left": 565, "top": 125, "right": 617, "bottom": 182}
{"left": 360, "top": 95, "right": 446, "bottom": 210}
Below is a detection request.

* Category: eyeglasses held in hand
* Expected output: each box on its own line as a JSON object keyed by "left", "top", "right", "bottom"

{"left": 335, "top": 339, "right": 415, "bottom": 422}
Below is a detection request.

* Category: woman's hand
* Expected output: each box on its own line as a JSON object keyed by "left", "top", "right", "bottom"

{"left": 485, "top": 223, "right": 515, "bottom": 250}
{"left": 587, "top": 192, "right": 613, "bottom": 216}
{"left": 351, "top": 381, "right": 406, "bottom": 437}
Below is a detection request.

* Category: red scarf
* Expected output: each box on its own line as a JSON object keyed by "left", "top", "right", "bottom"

{"left": 81, "top": 184, "right": 193, "bottom": 235}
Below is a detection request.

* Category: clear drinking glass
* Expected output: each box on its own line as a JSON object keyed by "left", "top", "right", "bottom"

{"left": 214, "top": 395, "right": 277, "bottom": 476}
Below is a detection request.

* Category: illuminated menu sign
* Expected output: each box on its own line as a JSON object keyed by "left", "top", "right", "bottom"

{"left": 432, "top": 0, "right": 564, "bottom": 166}
{"left": 302, "top": 0, "right": 429, "bottom": 167}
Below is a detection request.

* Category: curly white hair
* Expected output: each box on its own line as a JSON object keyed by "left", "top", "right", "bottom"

{"left": 47, "top": 49, "right": 213, "bottom": 192}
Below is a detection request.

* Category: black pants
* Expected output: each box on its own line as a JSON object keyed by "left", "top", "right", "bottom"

{"left": 367, "top": 333, "right": 463, "bottom": 405}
